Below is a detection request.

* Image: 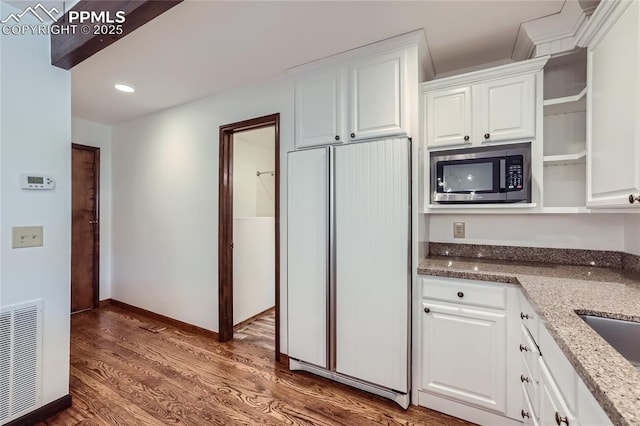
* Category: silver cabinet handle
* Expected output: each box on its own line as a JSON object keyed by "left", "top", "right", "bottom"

{"left": 555, "top": 412, "right": 569, "bottom": 425}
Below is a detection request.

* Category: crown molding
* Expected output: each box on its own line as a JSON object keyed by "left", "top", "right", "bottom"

{"left": 512, "top": 0, "right": 595, "bottom": 61}
{"left": 421, "top": 56, "right": 549, "bottom": 92}
{"left": 576, "top": 0, "right": 631, "bottom": 47}
{"left": 288, "top": 29, "right": 429, "bottom": 76}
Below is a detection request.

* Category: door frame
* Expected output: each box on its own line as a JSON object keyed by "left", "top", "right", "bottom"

{"left": 71, "top": 143, "right": 101, "bottom": 311}
{"left": 218, "top": 113, "right": 281, "bottom": 361}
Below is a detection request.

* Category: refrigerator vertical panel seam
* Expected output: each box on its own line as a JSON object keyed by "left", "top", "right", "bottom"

{"left": 329, "top": 146, "right": 337, "bottom": 372}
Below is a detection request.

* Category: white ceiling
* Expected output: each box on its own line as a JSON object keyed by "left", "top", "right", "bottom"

{"left": 71, "top": 0, "right": 566, "bottom": 125}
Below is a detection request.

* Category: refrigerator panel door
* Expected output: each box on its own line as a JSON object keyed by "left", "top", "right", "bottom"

{"left": 287, "top": 147, "right": 329, "bottom": 368}
{"left": 334, "top": 138, "right": 410, "bottom": 392}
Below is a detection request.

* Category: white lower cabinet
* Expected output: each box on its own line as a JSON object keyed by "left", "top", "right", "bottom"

{"left": 418, "top": 277, "right": 521, "bottom": 425}
{"left": 539, "top": 360, "right": 577, "bottom": 426}
{"left": 421, "top": 301, "right": 506, "bottom": 412}
{"left": 578, "top": 377, "right": 612, "bottom": 426}
{"left": 417, "top": 276, "right": 612, "bottom": 426}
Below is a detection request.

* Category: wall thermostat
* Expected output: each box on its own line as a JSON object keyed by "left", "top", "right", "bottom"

{"left": 20, "top": 174, "right": 55, "bottom": 190}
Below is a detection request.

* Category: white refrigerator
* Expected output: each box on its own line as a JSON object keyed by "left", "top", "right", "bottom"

{"left": 287, "top": 137, "right": 411, "bottom": 408}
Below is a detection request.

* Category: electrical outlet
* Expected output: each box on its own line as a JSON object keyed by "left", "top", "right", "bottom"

{"left": 12, "top": 226, "right": 43, "bottom": 248}
{"left": 453, "top": 222, "right": 465, "bottom": 239}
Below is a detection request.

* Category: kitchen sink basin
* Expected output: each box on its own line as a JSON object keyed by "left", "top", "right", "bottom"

{"left": 579, "top": 314, "right": 640, "bottom": 370}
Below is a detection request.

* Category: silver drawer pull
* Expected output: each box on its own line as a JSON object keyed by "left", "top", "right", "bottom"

{"left": 520, "top": 374, "right": 530, "bottom": 383}
{"left": 519, "top": 344, "right": 529, "bottom": 352}
{"left": 521, "top": 312, "right": 530, "bottom": 320}
{"left": 555, "top": 411, "right": 569, "bottom": 425}
{"left": 521, "top": 410, "right": 531, "bottom": 419}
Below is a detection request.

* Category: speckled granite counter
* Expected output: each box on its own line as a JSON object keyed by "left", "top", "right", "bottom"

{"left": 419, "top": 256, "right": 640, "bottom": 426}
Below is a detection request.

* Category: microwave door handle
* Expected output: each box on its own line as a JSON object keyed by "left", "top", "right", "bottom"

{"left": 500, "top": 159, "right": 506, "bottom": 190}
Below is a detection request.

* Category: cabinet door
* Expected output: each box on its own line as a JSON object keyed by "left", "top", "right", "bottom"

{"left": 539, "top": 361, "right": 577, "bottom": 426}
{"left": 287, "top": 148, "right": 329, "bottom": 368}
{"left": 578, "top": 377, "right": 612, "bottom": 426}
{"left": 421, "top": 301, "right": 507, "bottom": 413}
{"left": 477, "top": 74, "right": 536, "bottom": 143}
{"left": 349, "top": 50, "right": 406, "bottom": 141}
{"left": 425, "top": 86, "right": 473, "bottom": 148}
{"left": 587, "top": 1, "right": 640, "bottom": 208}
{"left": 294, "top": 69, "right": 344, "bottom": 149}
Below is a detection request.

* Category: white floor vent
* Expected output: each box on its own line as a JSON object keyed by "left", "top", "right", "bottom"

{"left": 0, "top": 300, "right": 43, "bottom": 424}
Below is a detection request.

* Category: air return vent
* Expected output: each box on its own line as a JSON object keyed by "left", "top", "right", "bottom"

{"left": 0, "top": 300, "right": 43, "bottom": 424}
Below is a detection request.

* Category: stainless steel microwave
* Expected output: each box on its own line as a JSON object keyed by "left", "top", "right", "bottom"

{"left": 430, "top": 142, "right": 531, "bottom": 204}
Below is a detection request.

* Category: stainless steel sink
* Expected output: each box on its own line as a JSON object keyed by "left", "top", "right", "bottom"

{"left": 579, "top": 314, "right": 640, "bottom": 370}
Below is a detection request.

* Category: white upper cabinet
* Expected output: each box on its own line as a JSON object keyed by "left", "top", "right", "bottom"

{"left": 425, "top": 86, "right": 472, "bottom": 148}
{"left": 581, "top": 0, "right": 640, "bottom": 208}
{"left": 478, "top": 74, "right": 536, "bottom": 143}
{"left": 421, "top": 58, "right": 546, "bottom": 149}
{"left": 294, "top": 68, "right": 344, "bottom": 149}
{"left": 290, "top": 30, "right": 428, "bottom": 149}
{"left": 349, "top": 49, "right": 405, "bottom": 141}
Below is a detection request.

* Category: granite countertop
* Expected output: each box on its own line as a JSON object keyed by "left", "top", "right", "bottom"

{"left": 418, "top": 256, "right": 640, "bottom": 426}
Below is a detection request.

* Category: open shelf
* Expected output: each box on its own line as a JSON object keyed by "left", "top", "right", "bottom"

{"left": 543, "top": 150, "right": 586, "bottom": 165}
{"left": 543, "top": 87, "right": 586, "bottom": 115}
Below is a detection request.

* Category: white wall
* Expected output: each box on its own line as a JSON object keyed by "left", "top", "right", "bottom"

{"left": 111, "top": 76, "right": 293, "bottom": 351}
{"left": 233, "top": 218, "right": 275, "bottom": 325}
{"left": 0, "top": 0, "right": 71, "bottom": 409}
{"left": 71, "top": 118, "right": 112, "bottom": 300}
{"left": 428, "top": 213, "right": 626, "bottom": 251}
{"left": 232, "top": 128, "right": 276, "bottom": 325}
{"left": 624, "top": 215, "right": 640, "bottom": 256}
{"left": 233, "top": 128, "right": 276, "bottom": 218}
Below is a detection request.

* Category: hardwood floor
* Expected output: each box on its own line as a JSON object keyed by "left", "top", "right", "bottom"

{"left": 41, "top": 305, "right": 472, "bottom": 425}
{"left": 234, "top": 308, "right": 276, "bottom": 352}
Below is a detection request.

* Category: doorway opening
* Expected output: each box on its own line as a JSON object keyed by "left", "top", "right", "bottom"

{"left": 218, "top": 113, "right": 280, "bottom": 361}
{"left": 71, "top": 143, "right": 100, "bottom": 314}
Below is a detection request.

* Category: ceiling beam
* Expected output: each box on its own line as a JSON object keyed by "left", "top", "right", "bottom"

{"left": 51, "top": 0, "right": 182, "bottom": 70}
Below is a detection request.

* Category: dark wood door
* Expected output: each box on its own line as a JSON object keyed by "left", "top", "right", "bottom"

{"left": 71, "top": 144, "right": 100, "bottom": 313}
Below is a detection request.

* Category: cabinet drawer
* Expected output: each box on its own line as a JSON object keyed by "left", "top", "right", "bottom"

{"left": 539, "top": 324, "right": 577, "bottom": 413}
{"left": 519, "top": 293, "right": 540, "bottom": 344}
{"left": 519, "top": 324, "right": 540, "bottom": 381}
{"left": 520, "top": 351, "right": 539, "bottom": 416}
{"left": 422, "top": 277, "right": 506, "bottom": 309}
{"left": 521, "top": 384, "right": 539, "bottom": 426}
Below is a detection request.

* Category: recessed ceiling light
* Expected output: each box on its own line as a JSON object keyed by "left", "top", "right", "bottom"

{"left": 114, "top": 83, "right": 135, "bottom": 93}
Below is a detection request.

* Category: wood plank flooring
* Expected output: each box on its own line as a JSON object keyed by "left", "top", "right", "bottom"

{"left": 41, "top": 305, "right": 473, "bottom": 425}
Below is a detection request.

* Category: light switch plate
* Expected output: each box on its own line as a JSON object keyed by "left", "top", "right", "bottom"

{"left": 12, "top": 226, "right": 43, "bottom": 248}
{"left": 453, "top": 222, "right": 465, "bottom": 239}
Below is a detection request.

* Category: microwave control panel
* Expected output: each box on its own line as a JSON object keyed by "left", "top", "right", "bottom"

{"left": 506, "top": 156, "right": 523, "bottom": 191}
